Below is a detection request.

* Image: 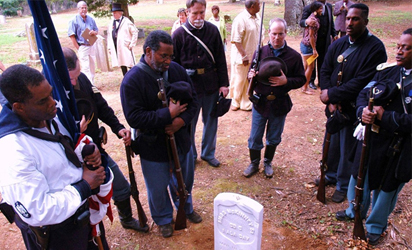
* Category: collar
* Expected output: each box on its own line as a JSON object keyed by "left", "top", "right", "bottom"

{"left": 187, "top": 19, "right": 204, "bottom": 30}
{"left": 269, "top": 41, "right": 286, "bottom": 57}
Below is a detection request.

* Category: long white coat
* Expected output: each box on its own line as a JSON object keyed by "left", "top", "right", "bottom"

{"left": 107, "top": 17, "right": 138, "bottom": 68}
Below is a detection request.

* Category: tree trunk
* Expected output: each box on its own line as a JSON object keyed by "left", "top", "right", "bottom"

{"left": 284, "top": 0, "right": 305, "bottom": 28}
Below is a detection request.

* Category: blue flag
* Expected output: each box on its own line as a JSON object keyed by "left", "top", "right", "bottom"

{"left": 27, "top": 0, "right": 80, "bottom": 142}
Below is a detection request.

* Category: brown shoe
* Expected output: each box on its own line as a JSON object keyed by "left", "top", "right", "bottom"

{"left": 230, "top": 106, "right": 239, "bottom": 111}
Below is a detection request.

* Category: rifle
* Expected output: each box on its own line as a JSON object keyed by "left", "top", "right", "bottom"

{"left": 352, "top": 87, "right": 374, "bottom": 241}
{"left": 157, "top": 78, "right": 188, "bottom": 230}
{"left": 317, "top": 65, "right": 344, "bottom": 203}
{"left": 316, "top": 133, "right": 330, "bottom": 204}
{"left": 247, "top": 1, "right": 265, "bottom": 105}
{"left": 125, "top": 145, "right": 149, "bottom": 231}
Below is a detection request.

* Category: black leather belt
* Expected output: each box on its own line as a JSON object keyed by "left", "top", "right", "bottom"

{"left": 186, "top": 67, "right": 216, "bottom": 76}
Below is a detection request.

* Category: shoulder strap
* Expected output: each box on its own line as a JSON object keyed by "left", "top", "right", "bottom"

{"left": 181, "top": 25, "right": 216, "bottom": 64}
{"left": 22, "top": 120, "right": 81, "bottom": 168}
{"left": 135, "top": 62, "right": 169, "bottom": 87}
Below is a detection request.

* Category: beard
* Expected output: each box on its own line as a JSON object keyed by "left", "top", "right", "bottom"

{"left": 193, "top": 19, "right": 204, "bottom": 28}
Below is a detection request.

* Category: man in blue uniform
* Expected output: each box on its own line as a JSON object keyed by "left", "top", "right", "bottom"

{"left": 244, "top": 18, "right": 305, "bottom": 178}
{"left": 319, "top": 3, "right": 387, "bottom": 203}
{"left": 120, "top": 30, "right": 201, "bottom": 238}
{"left": 172, "top": 0, "right": 229, "bottom": 168}
{"left": 336, "top": 28, "right": 412, "bottom": 246}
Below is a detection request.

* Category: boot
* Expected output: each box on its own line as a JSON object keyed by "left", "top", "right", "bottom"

{"left": 263, "top": 145, "right": 276, "bottom": 178}
{"left": 115, "top": 198, "right": 149, "bottom": 232}
{"left": 243, "top": 149, "right": 261, "bottom": 178}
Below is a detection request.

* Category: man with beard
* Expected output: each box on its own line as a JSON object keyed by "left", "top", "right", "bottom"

{"left": 120, "top": 30, "right": 201, "bottom": 238}
{"left": 319, "top": 3, "right": 387, "bottom": 203}
{"left": 336, "top": 28, "right": 412, "bottom": 246}
{"left": 172, "top": 0, "right": 229, "bottom": 168}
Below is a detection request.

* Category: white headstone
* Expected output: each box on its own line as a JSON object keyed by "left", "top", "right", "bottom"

{"left": 214, "top": 192, "right": 263, "bottom": 250}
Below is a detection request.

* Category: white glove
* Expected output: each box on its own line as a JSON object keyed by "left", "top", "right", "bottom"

{"left": 353, "top": 123, "right": 365, "bottom": 141}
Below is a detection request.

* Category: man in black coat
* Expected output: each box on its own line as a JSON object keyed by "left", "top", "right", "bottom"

{"left": 319, "top": 3, "right": 387, "bottom": 203}
{"left": 336, "top": 28, "right": 412, "bottom": 246}
{"left": 300, "top": 0, "right": 336, "bottom": 89}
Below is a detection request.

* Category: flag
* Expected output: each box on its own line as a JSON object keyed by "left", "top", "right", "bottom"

{"left": 27, "top": 0, "right": 80, "bottom": 142}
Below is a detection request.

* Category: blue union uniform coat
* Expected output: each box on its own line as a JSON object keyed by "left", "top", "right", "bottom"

{"left": 354, "top": 65, "right": 412, "bottom": 192}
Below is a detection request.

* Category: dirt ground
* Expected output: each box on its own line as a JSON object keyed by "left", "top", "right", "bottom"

{"left": 0, "top": 1, "right": 412, "bottom": 249}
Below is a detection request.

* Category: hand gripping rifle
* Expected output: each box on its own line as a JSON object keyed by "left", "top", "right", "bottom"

{"left": 157, "top": 78, "right": 188, "bottom": 230}
{"left": 247, "top": 1, "right": 265, "bottom": 105}
{"left": 125, "top": 145, "right": 149, "bottom": 231}
{"left": 352, "top": 87, "right": 375, "bottom": 241}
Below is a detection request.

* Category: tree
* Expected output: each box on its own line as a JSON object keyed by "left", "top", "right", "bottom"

{"left": 284, "top": 0, "right": 311, "bottom": 28}
{"left": 82, "top": 0, "right": 138, "bottom": 19}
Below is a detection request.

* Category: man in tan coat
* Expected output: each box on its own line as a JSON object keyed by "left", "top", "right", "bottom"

{"left": 107, "top": 3, "right": 138, "bottom": 76}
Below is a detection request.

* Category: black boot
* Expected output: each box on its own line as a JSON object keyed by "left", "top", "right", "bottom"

{"left": 243, "top": 149, "right": 261, "bottom": 178}
{"left": 263, "top": 145, "right": 276, "bottom": 178}
{"left": 115, "top": 198, "right": 149, "bottom": 232}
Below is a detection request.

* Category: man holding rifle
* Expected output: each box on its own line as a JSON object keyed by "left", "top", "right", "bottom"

{"left": 62, "top": 47, "right": 148, "bottom": 233}
{"left": 230, "top": 0, "right": 263, "bottom": 111}
{"left": 318, "top": 3, "right": 386, "bottom": 203}
{"left": 244, "top": 18, "right": 305, "bottom": 178}
{"left": 120, "top": 30, "right": 200, "bottom": 238}
{"left": 336, "top": 28, "right": 412, "bottom": 246}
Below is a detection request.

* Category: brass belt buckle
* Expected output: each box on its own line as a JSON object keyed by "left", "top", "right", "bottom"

{"left": 266, "top": 94, "right": 276, "bottom": 101}
{"left": 197, "top": 68, "right": 205, "bottom": 74}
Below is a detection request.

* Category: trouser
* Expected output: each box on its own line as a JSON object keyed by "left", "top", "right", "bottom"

{"left": 140, "top": 148, "right": 195, "bottom": 225}
{"left": 323, "top": 125, "right": 354, "bottom": 192}
{"left": 191, "top": 91, "right": 219, "bottom": 161}
{"left": 229, "top": 63, "right": 252, "bottom": 110}
{"left": 345, "top": 173, "right": 405, "bottom": 235}
{"left": 248, "top": 107, "right": 286, "bottom": 150}
{"left": 14, "top": 206, "right": 108, "bottom": 250}
{"left": 78, "top": 45, "right": 96, "bottom": 84}
{"left": 107, "top": 155, "right": 131, "bottom": 202}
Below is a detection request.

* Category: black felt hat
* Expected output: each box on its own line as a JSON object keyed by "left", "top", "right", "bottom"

{"left": 76, "top": 98, "right": 94, "bottom": 123}
{"left": 370, "top": 79, "right": 401, "bottom": 106}
{"left": 111, "top": 3, "right": 123, "bottom": 12}
{"left": 166, "top": 81, "right": 193, "bottom": 105}
{"left": 256, "top": 57, "right": 288, "bottom": 85}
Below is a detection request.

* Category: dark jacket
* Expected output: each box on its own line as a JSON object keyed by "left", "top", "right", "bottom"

{"left": 172, "top": 21, "right": 229, "bottom": 98}
{"left": 74, "top": 73, "right": 125, "bottom": 155}
{"left": 320, "top": 29, "right": 387, "bottom": 123}
{"left": 120, "top": 56, "right": 198, "bottom": 162}
{"left": 251, "top": 43, "right": 306, "bottom": 118}
{"left": 354, "top": 65, "right": 412, "bottom": 191}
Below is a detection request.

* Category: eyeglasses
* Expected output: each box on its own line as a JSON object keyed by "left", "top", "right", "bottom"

{"left": 395, "top": 44, "right": 411, "bottom": 53}
{"left": 157, "top": 52, "right": 175, "bottom": 61}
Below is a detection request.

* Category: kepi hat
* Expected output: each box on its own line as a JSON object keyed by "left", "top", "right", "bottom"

{"left": 166, "top": 81, "right": 193, "bottom": 105}
{"left": 256, "top": 57, "right": 288, "bottom": 85}
{"left": 111, "top": 3, "right": 123, "bottom": 12}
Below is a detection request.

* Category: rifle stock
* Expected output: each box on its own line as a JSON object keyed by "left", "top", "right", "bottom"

{"left": 247, "top": 2, "right": 265, "bottom": 101}
{"left": 157, "top": 78, "right": 188, "bottom": 230}
{"left": 317, "top": 133, "right": 330, "bottom": 204}
{"left": 352, "top": 88, "right": 374, "bottom": 241}
{"left": 125, "top": 146, "right": 149, "bottom": 230}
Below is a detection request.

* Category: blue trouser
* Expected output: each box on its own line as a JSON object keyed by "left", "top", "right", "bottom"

{"left": 107, "top": 155, "right": 131, "bottom": 202}
{"left": 345, "top": 173, "right": 405, "bottom": 234}
{"left": 323, "top": 125, "right": 354, "bottom": 192}
{"left": 140, "top": 147, "right": 195, "bottom": 225}
{"left": 248, "top": 107, "right": 286, "bottom": 150}
{"left": 191, "top": 91, "right": 219, "bottom": 160}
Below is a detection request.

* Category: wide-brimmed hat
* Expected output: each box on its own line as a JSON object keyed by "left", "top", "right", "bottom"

{"left": 111, "top": 3, "right": 123, "bottom": 12}
{"left": 256, "top": 57, "right": 288, "bottom": 85}
{"left": 76, "top": 98, "right": 94, "bottom": 124}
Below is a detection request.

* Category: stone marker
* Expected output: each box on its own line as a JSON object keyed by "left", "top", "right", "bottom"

{"left": 25, "top": 22, "right": 41, "bottom": 66}
{"left": 93, "top": 35, "right": 110, "bottom": 72}
{"left": 214, "top": 192, "right": 263, "bottom": 250}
